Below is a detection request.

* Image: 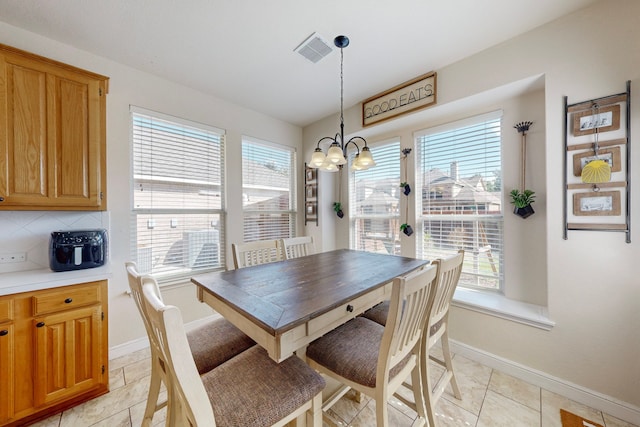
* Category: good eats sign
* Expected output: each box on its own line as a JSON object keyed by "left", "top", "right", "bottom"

{"left": 362, "top": 71, "right": 436, "bottom": 127}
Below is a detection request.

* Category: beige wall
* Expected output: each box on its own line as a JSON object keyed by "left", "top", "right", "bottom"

{"left": 304, "top": 0, "right": 639, "bottom": 408}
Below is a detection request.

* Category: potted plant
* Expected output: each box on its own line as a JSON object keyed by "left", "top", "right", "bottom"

{"left": 400, "top": 223, "right": 414, "bottom": 236}
{"left": 333, "top": 202, "right": 344, "bottom": 218}
{"left": 510, "top": 189, "right": 535, "bottom": 219}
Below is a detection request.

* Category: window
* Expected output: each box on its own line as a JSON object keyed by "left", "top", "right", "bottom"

{"left": 131, "top": 107, "right": 225, "bottom": 282}
{"left": 350, "top": 140, "right": 401, "bottom": 255}
{"left": 242, "top": 138, "right": 296, "bottom": 242}
{"left": 416, "top": 111, "right": 503, "bottom": 290}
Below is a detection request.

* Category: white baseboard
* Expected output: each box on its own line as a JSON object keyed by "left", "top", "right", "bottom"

{"left": 450, "top": 339, "right": 640, "bottom": 426}
{"left": 108, "top": 313, "right": 222, "bottom": 361}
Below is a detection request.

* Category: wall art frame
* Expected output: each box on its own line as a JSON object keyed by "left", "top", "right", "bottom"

{"left": 562, "top": 81, "right": 631, "bottom": 242}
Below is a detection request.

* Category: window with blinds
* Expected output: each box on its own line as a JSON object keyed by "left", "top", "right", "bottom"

{"left": 349, "top": 140, "right": 401, "bottom": 255}
{"left": 242, "top": 138, "right": 296, "bottom": 242}
{"left": 415, "top": 111, "right": 504, "bottom": 290}
{"left": 131, "top": 107, "right": 225, "bottom": 283}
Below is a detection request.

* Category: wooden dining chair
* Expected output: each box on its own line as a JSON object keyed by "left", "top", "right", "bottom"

{"left": 125, "top": 262, "right": 255, "bottom": 426}
{"left": 361, "top": 250, "right": 465, "bottom": 426}
{"left": 281, "top": 236, "right": 315, "bottom": 259}
{"left": 231, "top": 239, "right": 283, "bottom": 269}
{"left": 139, "top": 275, "right": 325, "bottom": 427}
{"left": 306, "top": 264, "right": 439, "bottom": 427}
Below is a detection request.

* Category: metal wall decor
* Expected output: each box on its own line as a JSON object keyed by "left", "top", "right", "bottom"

{"left": 562, "top": 81, "right": 631, "bottom": 242}
{"left": 305, "top": 164, "right": 318, "bottom": 226}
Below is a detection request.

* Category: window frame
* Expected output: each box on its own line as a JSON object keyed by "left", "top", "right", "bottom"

{"left": 130, "top": 106, "right": 226, "bottom": 284}
{"left": 241, "top": 136, "right": 297, "bottom": 242}
{"left": 415, "top": 110, "right": 504, "bottom": 292}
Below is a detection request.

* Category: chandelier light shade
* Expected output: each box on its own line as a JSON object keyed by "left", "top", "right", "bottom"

{"left": 308, "top": 35, "right": 375, "bottom": 172}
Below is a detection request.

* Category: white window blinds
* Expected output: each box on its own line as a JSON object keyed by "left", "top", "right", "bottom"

{"left": 131, "top": 107, "right": 225, "bottom": 282}
{"left": 242, "top": 138, "right": 296, "bottom": 242}
{"left": 350, "top": 141, "right": 401, "bottom": 255}
{"left": 416, "top": 111, "right": 503, "bottom": 290}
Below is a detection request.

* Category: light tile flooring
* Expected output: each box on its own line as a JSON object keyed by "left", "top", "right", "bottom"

{"left": 28, "top": 347, "right": 637, "bottom": 427}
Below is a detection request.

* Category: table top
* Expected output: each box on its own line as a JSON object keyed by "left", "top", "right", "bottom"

{"left": 191, "top": 249, "right": 428, "bottom": 336}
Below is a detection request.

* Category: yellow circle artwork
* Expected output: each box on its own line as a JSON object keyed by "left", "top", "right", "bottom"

{"left": 581, "top": 159, "right": 611, "bottom": 184}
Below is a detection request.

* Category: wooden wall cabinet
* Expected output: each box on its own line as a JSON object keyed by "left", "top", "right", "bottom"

{"left": 0, "top": 43, "right": 109, "bottom": 210}
{"left": 0, "top": 281, "right": 108, "bottom": 427}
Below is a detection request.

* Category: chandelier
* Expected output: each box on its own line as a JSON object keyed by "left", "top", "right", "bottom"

{"left": 308, "top": 35, "right": 375, "bottom": 172}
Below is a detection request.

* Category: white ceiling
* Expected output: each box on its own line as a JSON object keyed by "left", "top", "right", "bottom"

{"left": 0, "top": 0, "right": 597, "bottom": 127}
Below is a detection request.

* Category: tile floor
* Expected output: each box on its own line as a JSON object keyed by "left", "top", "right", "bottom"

{"left": 28, "top": 347, "right": 637, "bottom": 427}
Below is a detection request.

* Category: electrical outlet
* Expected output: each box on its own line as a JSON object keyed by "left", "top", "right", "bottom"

{"left": 0, "top": 252, "right": 26, "bottom": 263}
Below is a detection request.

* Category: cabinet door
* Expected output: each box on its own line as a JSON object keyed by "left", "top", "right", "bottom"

{"left": 34, "top": 305, "right": 103, "bottom": 406}
{"left": 0, "top": 52, "right": 50, "bottom": 205}
{"left": 47, "top": 71, "right": 105, "bottom": 208}
{"left": 0, "top": 324, "right": 14, "bottom": 424}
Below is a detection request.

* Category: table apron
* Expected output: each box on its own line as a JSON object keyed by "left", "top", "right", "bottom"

{"left": 197, "top": 282, "right": 392, "bottom": 362}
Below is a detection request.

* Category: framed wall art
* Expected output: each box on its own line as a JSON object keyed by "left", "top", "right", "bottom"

{"left": 304, "top": 164, "right": 318, "bottom": 226}
{"left": 562, "top": 81, "right": 631, "bottom": 242}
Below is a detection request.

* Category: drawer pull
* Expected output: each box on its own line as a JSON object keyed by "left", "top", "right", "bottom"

{"left": 36, "top": 322, "right": 45, "bottom": 328}
{"left": 0, "top": 196, "right": 4, "bottom": 202}
{"left": 346, "top": 304, "right": 354, "bottom": 313}
{"left": 64, "top": 298, "right": 73, "bottom": 304}
{"left": 0, "top": 330, "right": 8, "bottom": 336}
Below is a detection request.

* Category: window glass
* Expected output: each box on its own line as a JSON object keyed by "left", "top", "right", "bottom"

{"left": 350, "top": 141, "right": 401, "bottom": 255}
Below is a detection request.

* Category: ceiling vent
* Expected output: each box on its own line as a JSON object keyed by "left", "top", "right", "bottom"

{"left": 294, "top": 32, "right": 333, "bottom": 63}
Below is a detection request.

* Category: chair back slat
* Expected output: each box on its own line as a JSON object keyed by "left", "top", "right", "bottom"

{"left": 232, "top": 239, "right": 283, "bottom": 269}
{"left": 281, "top": 236, "right": 315, "bottom": 259}
{"left": 430, "top": 250, "right": 464, "bottom": 327}
{"left": 141, "top": 277, "right": 217, "bottom": 426}
{"left": 380, "top": 264, "right": 439, "bottom": 376}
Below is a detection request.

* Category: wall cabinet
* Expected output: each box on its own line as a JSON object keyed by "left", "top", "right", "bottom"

{"left": 0, "top": 43, "right": 109, "bottom": 210}
{"left": 0, "top": 281, "right": 108, "bottom": 427}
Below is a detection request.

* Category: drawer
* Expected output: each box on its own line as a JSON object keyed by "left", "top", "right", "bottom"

{"left": 307, "top": 283, "right": 391, "bottom": 337}
{"left": 0, "top": 299, "right": 13, "bottom": 323}
{"left": 32, "top": 283, "right": 101, "bottom": 316}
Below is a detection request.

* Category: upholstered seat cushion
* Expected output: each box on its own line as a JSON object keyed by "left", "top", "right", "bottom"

{"left": 306, "top": 317, "right": 410, "bottom": 388}
{"left": 187, "top": 318, "right": 255, "bottom": 374}
{"left": 201, "top": 346, "right": 325, "bottom": 427}
{"left": 361, "top": 300, "right": 389, "bottom": 326}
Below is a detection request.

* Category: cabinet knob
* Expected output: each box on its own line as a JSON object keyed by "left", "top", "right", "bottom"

{"left": 346, "top": 304, "right": 354, "bottom": 313}
{"left": 64, "top": 298, "right": 73, "bottom": 304}
{"left": 0, "top": 330, "right": 8, "bottom": 336}
{"left": 0, "top": 196, "right": 4, "bottom": 202}
{"left": 36, "top": 322, "right": 45, "bottom": 328}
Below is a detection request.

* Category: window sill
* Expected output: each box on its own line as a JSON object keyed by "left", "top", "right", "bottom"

{"left": 452, "top": 288, "right": 555, "bottom": 330}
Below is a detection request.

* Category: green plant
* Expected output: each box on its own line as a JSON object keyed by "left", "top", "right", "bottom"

{"left": 333, "top": 202, "right": 342, "bottom": 212}
{"left": 509, "top": 189, "right": 536, "bottom": 208}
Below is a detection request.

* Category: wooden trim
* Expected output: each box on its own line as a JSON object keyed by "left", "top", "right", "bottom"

{"left": 567, "top": 94, "right": 626, "bottom": 112}
{"left": 566, "top": 138, "right": 626, "bottom": 152}
{"left": 567, "top": 223, "right": 627, "bottom": 230}
{"left": 567, "top": 181, "right": 626, "bottom": 190}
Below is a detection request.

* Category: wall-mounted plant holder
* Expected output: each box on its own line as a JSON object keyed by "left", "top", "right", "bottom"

{"left": 562, "top": 81, "right": 631, "bottom": 242}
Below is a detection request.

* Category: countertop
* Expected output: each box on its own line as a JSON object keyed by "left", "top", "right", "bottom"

{"left": 0, "top": 264, "right": 113, "bottom": 296}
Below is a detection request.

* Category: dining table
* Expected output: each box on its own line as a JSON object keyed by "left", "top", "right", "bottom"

{"left": 192, "top": 249, "right": 428, "bottom": 363}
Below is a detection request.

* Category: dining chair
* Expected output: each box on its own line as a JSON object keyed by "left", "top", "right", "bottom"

{"left": 280, "top": 236, "right": 315, "bottom": 259}
{"left": 306, "top": 264, "right": 439, "bottom": 427}
{"left": 231, "top": 239, "right": 283, "bottom": 269}
{"left": 360, "top": 250, "right": 465, "bottom": 426}
{"left": 139, "top": 275, "right": 325, "bottom": 427}
{"left": 125, "top": 262, "right": 255, "bottom": 426}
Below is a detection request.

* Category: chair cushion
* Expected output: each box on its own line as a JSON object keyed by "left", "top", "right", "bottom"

{"left": 361, "top": 300, "right": 389, "bottom": 326}
{"left": 187, "top": 318, "right": 255, "bottom": 374}
{"left": 201, "top": 346, "right": 325, "bottom": 427}
{"left": 306, "top": 317, "right": 410, "bottom": 388}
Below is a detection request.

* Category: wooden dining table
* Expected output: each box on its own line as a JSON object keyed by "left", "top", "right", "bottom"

{"left": 192, "top": 249, "right": 428, "bottom": 362}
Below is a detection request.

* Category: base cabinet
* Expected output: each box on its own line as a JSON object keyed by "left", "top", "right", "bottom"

{"left": 0, "top": 281, "right": 108, "bottom": 426}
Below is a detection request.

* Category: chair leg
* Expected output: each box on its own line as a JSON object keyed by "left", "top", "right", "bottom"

{"left": 375, "top": 389, "right": 389, "bottom": 427}
{"left": 410, "top": 362, "right": 428, "bottom": 422}
{"left": 421, "top": 334, "right": 438, "bottom": 427}
{"left": 143, "top": 359, "right": 164, "bottom": 427}
{"left": 440, "top": 329, "right": 461, "bottom": 399}
{"left": 306, "top": 392, "right": 323, "bottom": 427}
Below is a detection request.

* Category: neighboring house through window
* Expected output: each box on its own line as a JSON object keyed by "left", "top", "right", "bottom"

{"left": 416, "top": 111, "right": 504, "bottom": 290}
{"left": 241, "top": 137, "right": 297, "bottom": 242}
{"left": 350, "top": 140, "right": 401, "bottom": 255}
{"left": 131, "top": 107, "right": 226, "bottom": 283}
